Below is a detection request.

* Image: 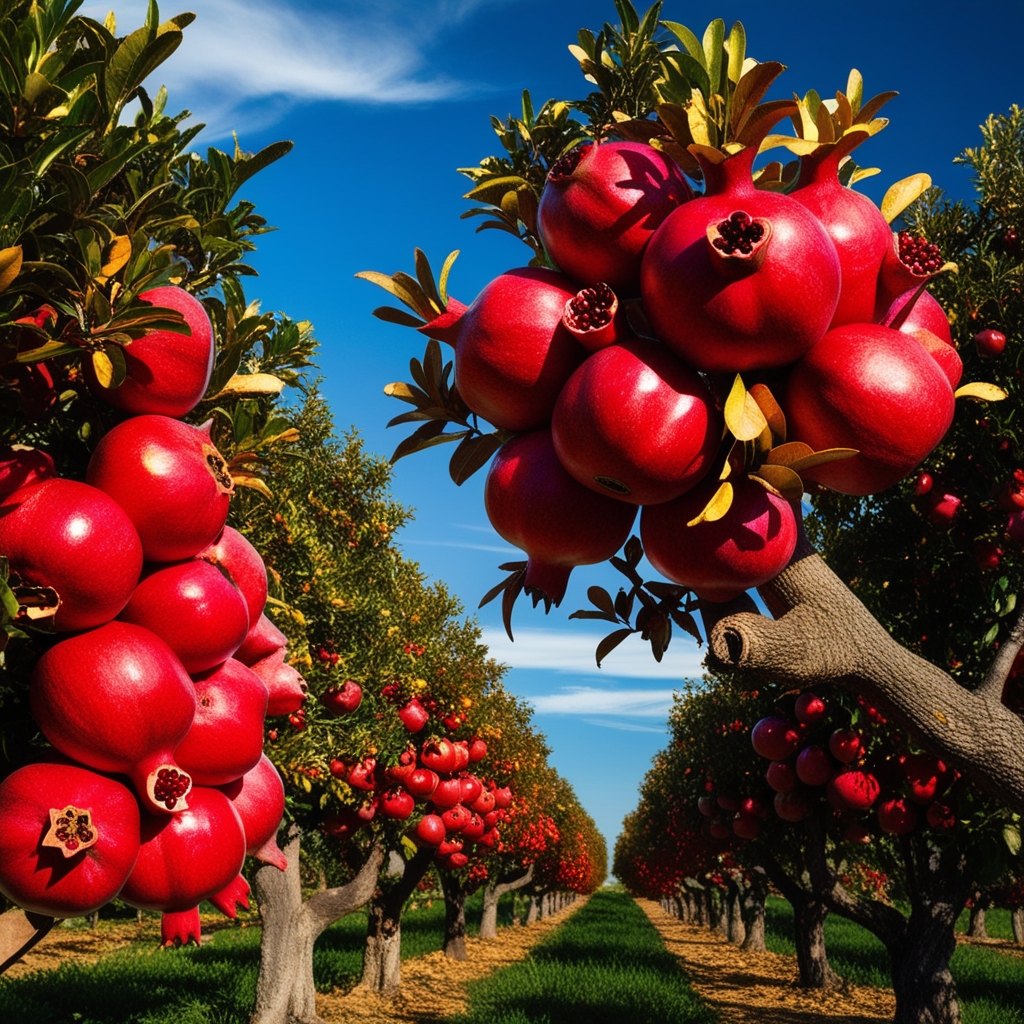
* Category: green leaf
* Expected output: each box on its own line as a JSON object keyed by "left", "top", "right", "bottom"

{"left": 702, "top": 19, "right": 726, "bottom": 98}
{"left": 1004, "top": 823, "right": 1021, "bottom": 857}
{"left": 438, "top": 251, "right": 459, "bottom": 306}
{"left": 661, "top": 21, "right": 705, "bottom": 69}
{"left": 105, "top": 26, "right": 183, "bottom": 120}
{"left": 230, "top": 140, "right": 294, "bottom": 198}
{"left": 463, "top": 176, "right": 530, "bottom": 208}
{"left": 587, "top": 586, "right": 616, "bottom": 617}
{"left": 724, "top": 21, "right": 745, "bottom": 84}
{"left": 372, "top": 306, "right": 426, "bottom": 329}
{"left": 0, "top": 576, "right": 20, "bottom": 620}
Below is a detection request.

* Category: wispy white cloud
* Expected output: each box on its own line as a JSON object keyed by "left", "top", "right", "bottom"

{"left": 531, "top": 686, "right": 676, "bottom": 718}
{"left": 481, "top": 626, "right": 706, "bottom": 681}
{"left": 581, "top": 718, "right": 668, "bottom": 734}
{"left": 82, "top": 0, "right": 496, "bottom": 137}
{"left": 403, "top": 539, "right": 519, "bottom": 555}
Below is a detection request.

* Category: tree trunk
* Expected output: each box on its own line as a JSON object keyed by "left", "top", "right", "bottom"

{"left": 1012, "top": 906, "right": 1024, "bottom": 944}
{"left": 358, "top": 845, "right": 435, "bottom": 997}
{"left": 967, "top": 901, "right": 988, "bottom": 939}
{"left": 727, "top": 879, "right": 745, "bottom": 945}
{"left": 479, "top": 866, "right": 534, "bottom": 939}
{"left": 708, "top": 887, "right": 727, "bottom": 938}
{"left": 739, "top": 867, "right": 769, "bottom": 952}
{"left": 0, "top": 909, "right": 56, "bottom": 976}
{"left": 526, "top": 895, "right": 539, "bottom": 924}
{"left": 251, "top": 828, "right": 382, "bottom": 1024}
{"left": 439, "top": 871, "right": 468, "bottom": 961}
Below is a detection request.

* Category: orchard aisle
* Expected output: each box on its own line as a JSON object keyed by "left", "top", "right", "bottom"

{"left": 637, "top": 899, "right": 895, "bottom": 1024}
{"left": 317, "top": 897, "right": 587, "bottom": 1023}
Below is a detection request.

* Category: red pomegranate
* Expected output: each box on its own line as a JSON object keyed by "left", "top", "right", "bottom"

{"left": 458, "top": 773, "right": 483, "bottom": 805}
{"left": 750, "top": 716, "right": 801, "bottom": 761}
{"left": 551, "top": 338, "right": 721, "bottom": 505}
{"left": 235, "top": 612, "right": 287, "bottom": 665}
{"left": 794, "top": 692, "right": 826, "bottom": 725}
{"left": 120, "top": 559, "right": 250, "bottom": 673}
{"left": 926, "top": 801, "right": 956, "bottom": 831}
{"left": 431, "top": 777, "right": 464, "bottom": 809}
{"left": 414, "top": 814, "right": 446, "bottom": 846}
{"left": 641, "top": 143, "right": 841, "bottom": 372}
{"left": 641, "top": 477, "right": 798, "bottom": 603}
{"left": 766, "top": 760, "right": 798, "bottom": 793}
{"left": 441, "top": 804, "right": 470, "bottom": 832}
{"left": 461, "top": 811, "right": 486, "bottom": 841}
{"left": 208, "top": 872, "right": 251, "bottom": 921}
{"left": 85, "top": 286, "right": 214, "bottom": 418}
{"left": 828, "top": 729, "right": 862, "bottom": 763}
{"left": 398, "top": 698, "right": 429, "bottom": 732}
{"left": 470, "top": 788, "right": 496, "bottom": 814}
{"left": 119, "top": 786, "right": 247, "bottom": 913}
{"left": 795, "top": 745, "right": 835, "bottom": 787}
{"left": 198, "top": 525, "right": 268, "bottom": 625}
{"left": 484, "top": 430, "right": 636, "bottom": 607}
{"left": 421, "top": 738, "right": 459, "bottom": 774}
{"left": 175, "top": 659, "right": 268, "bottom": 785}
{"left": 732, "top": 814, "right": 761, "bottom": 840}
{"left": 0, "top": 444, "right": 55, "bottom": 498}
{"left": 321, "top": 680, "right": 363, "bottom": 717}
{"left": 792, "top": 139, "right": 893, "bottom": 327}
{"left": 785, "top": 323, "right": 956, "bottom": 495}
{"left": 902, "top": 752, "right": 946, "bottom": 805}
{"left": 826, "top": 767, "right": 880, "bottom": 812}
{"left": 877, "top": 797, "right": 918, "bottom": 835}
{"left": 380, "top": 788, "right": 415, "bottom": 820}
{"left": 86, "top": 415, "right": 233, "bottom": 561}
{"left": 406, "top": 768, "right": 440, "bottom": 800}
{"left": 537, "top": 140, "right": 692, "bottom": 290}
{"left": 909, "top": 329, "right": 962, "bottom": 389}
{"left": 220, "top": 754, "right": 288, "bottom": 870}
{"left": 248, "top": 647, "right": 307, "bottom": 715}
{"left": 0, "top": 761, "right": 141, "bottom": 917}
{"left": 31, "top": 622, "right": 197, "bottom": 813}
{"left": 467, "top": 738, "right": 487, "bottom": 763}
{"left": 774, "top": 788, "right": 813, "bottom": 822}
{"left": 878, "top": 288, "right": 953, "bottom": 344}
{"left": 420, "top": 269, "right": 586, "bottom": 432}
{"left": 0, "top": 478, "right": 143, "bottom": 632}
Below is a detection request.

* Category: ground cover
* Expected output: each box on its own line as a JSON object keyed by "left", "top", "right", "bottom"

{"left": 439, "top": 889, "right": 718, "bottom": 1024}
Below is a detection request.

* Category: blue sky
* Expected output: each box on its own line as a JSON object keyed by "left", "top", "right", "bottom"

{"left": 99, "top": 0, "right": 1024, "bottom": 860}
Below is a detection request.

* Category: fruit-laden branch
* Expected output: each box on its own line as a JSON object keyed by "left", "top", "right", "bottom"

{"left": 704, "top": 523, "right": 1024, "bottom": 813}
{"left": 0, "top": 909, "right": 55, "bottom": 976}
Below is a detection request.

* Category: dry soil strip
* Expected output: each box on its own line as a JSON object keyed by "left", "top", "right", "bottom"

{"left": 318, "top": 897, "right": 588, "bottom": 1024}
{"left": 636, "top": 898, "right": 897, "bottom": 1024}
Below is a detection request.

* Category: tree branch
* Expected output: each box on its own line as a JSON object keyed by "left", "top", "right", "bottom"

{"left": 978, "top": 603, "right": 1024, "bottom": 701}
{"left": 0, "top": 909, "right": 56, "bottom": 976}
{"left": 493, "top": 864, "right": 534, "bottom": 898}
{"left": 307, "top": 843, "right": 384, "bottom": 935}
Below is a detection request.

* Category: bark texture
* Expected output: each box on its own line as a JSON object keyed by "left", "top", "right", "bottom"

{"left": 0, "top": 909, "right": 55, "bottom": 976}
{"left": 739, "top": 867, "right": 769, "bottom": 952}
{"left": 1012, "top": 906, "right": 1024, "bottom": 944}
{"left": 479, "top": 865, "right": 534, "bottom": 939}
{"left": 251, "top": 829, "right": 382, "bottom": 1024}
{"left": 439, "top": 871, "right": 468, "bottom": 961}
{"left": 705, "top": 526, "right": 1024, "bottom": 813}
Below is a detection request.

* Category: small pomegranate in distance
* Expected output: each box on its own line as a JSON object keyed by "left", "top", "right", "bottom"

{"left": 974, "top": 541, "right": 1003, "bottom": 571}
{"left": 975, "top": 328, "right": 1007, "bottom": 357}
{"left": 794, "top": 693, "right": 826, "bottom": 725}
{"left": 537, "top": 140, "right": 692, "bottom": 291}
{"left": 751, "top": 717, "right": 801, "bottom": 761}
{"left": 773, "top": 788, "right": 812, "bottom": 822}
{"left": 467, "top": 738, "right": 487, "bottom": 762}
{"left": 796, "top": 746, "right": 835, "bottom": 787}
{"left": 926, "top": 492, "right": 961, "bottom": 529}
{"left": 914, "top": 472, "right": 934, "bottom": 496}
{"left": 321, "top": 680, "right": 362, "bottom": 717}
{"left": 398, "top": 698, "right": 429, "bottom": 732}
{"left": 766, "top": 760, "right": 798, "bottom": 793}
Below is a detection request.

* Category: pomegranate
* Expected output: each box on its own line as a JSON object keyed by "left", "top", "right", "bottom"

{"left": 160, "top": 907, "right": 204, "bottom": 946}
{"left": 431, "top": 777, "right": 464, "bottom": 808}
{"left": 786, "top": 323, "right": 956, "bottom": 495}
{"left": 320, "top": 680, "right": 363, "bottom": 717}
{"left": 926, "top": 492, "right": 961, "bottom": 528}
{"left": 709, "top": 820, "right": 732, "bottom": 839}
{"left": 235, "top": 613, "right": 287, "bottom": 665}
{"left": 441, "top": 804, "right": 470, "bottom": 833}
{"left": 562, "top": 283, "right": 630, "bottom": 351}
{"left": 794, "top": 693, "right": 826, "bottom": 725}
{"left": 347, "top": 757, "right": 377, "bottom": 791}
{"left": 878, "top": 288, "right": 953, "bottom": 344}
{"left": 467, "top": 738, "right": 487, "bottom": 762}
{"left": 484, "top": 430, "right": 636, "bottom": 607}
{"left": 461, "top": 812, "right": 486, "bottom": 841}
{"left": 795, "top": 745, "right": 835, "bottom": 787}
{"left": 209, "top": 872, "right": 251, "bottom": 920}
{"left": 750, "top": 717, "right": 802, "bottom": 761}
{"left": 641, "top": 477, "right": 798, "bottom": 603}
{"left": 380, "top": 788, "right": 415, "bottom": 820}
{"left": 86, "top": 415, "right": 233, "bottom": 561}
{"left": 85, "top": 286, "right": 215, "bottom": 417}
{"left": 406, "top": 768, "right": 440, "bottom": 800}
{"left": 926, "top": 801, "right": 956, "bottom": 831}
{"left": 844, "top": 822, "right": 873, "bottom": 844}
{"left": 910, "top": 328, "right": 963, "bottom": 389}
{"left": 470, "top": 788, "right": 496, "bottom": 814}
{"left": 420, "top": 269, "right": 586, "bottom": 432}
{"left": 0, "top": 444, "right": 55, "bottom": 498}
{"left": 877, "top": 797, "right": 917, "bottom": 835}
{"left": 175, "top": 659, "right": 268, "bottom": 785}
{"left": 248, "top": 647, "right": 307, "bottom": 715}
{"left": 792, "top": 140, "right": 892, "bottom": 327}
{"left": 732, "top": 814, "right": 761, "bottom": 840}
{"left": 975, "top": 328, "right": 1007, "bottom": 357}
{"left": 0, "top": 478, "right": 143, "bottom": 632}
{"left": 537, "top": 140, "right": 691, "bottom": 290}
{"left": 492, "top": 785, "right": 513, "bottom": 809}
{"left": 903, "top": 752, "right": 946, "bottom": 805}
{"left": 398, "top": 698, "right": 429, "bottom": 732}
{"left": 774, "top": 788, "right": 813, "bottom": 822}
{"left": 322, "top": 807, "right": 363, "bottom": 840}
{"left": 414, "top": 814, "right": 446, "bottom": 846}
{"left": 31, "top": 622, "right": 197, "bottom": 813}
{"left": 0, "top": 761, "right": 141, "bottom": 917}
{"left": 458, "top": 773, "right": 483, "bottom": 805}
{"left": 198, "top": 525, "right": 268, "bottom": 625}
{"left": 828, "top": 729, "right": 862, "bottom": 764}
{"left": 876, "top": 231, "right": 945, "bottom": 314}
{"left": 827, "top": 767, "right": 880, "bottom": 812}
{"left": 641, "top": 144, "right": 841, "bottom": 372}
{"left": 551, "top": 338, "right": 721, "bottom": 505}
{"left": 119, "top": 786, "right": 247, "bottom": 913}
{"left": 120, "top": 559, "right": 250, "bottom": 673}
{"left": 220, "top": 754, "right": 288, "bottom": 870}
{"left": 766, "top": 760, "right": 798, "bottom": 793}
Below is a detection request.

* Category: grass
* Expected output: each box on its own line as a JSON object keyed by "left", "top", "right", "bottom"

{"left": 443, "top": 889, "right": 718, "bottom": 1024}
{"left": 0, "top": 890, "right": 516, "bottom": 1024}
{"left": 763, "top": 897, "right": 1024, "bottom": 1024}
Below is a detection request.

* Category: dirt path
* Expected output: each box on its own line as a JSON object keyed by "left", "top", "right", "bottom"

{"left": 317, "top": 898, "right": 587, "bottom": 1023}
{"left": 637, "top": 898, "right": 896, "bottom": 1024}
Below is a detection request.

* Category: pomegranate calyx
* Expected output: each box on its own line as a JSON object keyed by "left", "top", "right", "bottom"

{"left": 417, "top": 298, "right": 467, "bottom": 346}
{"left": 161, "top": 907, "right": 202, "bottom": 947}
{"left": 42, "top": 804, "right": 98, "bottom": 858}
{"left": 209, "top": 872, "right": 252, "bottom": 919}
{"left": 706, "top": 212, "right": 772, "bottom": 273}
{"left": 253, "top": 835, "right": 289, "bottom": 871}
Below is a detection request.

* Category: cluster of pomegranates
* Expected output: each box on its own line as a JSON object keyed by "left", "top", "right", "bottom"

{"left": 322, "top": 735, "right": 511, "bottom": 871}
{"left": 0, "top": 287, "right": 299, "bottom": 944}
{"left": 698, "top": 691, "right": 959, "bottom": 841}
{"left": 425, "top": 126, "right": 971, "bottom": 607}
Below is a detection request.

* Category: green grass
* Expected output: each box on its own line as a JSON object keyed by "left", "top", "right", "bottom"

{"left": 763, "top": 896, "right": 1024, "bottom": 1024}
{"left": 0, "top": 890, "right": 516, "bottom": 1024}
{"left": 443, "top": 889, "right": 718, "bottom": 1024}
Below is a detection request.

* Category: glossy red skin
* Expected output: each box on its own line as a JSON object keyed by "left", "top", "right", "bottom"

{"left": 459, "top": 774, "right": 483, "bottom": 806}
{"left": 793, "top": 147, "right": 892, "bottom": 327}
{"left": 0, "top": 478, "right": 143, "bottom": 632}
{"left": 347, "top": 758, "right": 377, "bottom": 792}
{"left": 537, "top": 141, "right": 692, "bottom": 290}
{"left": 879, "top": 288, "right": 953, "bottom": 344}
{"left": 421, "top": 738, "right": 459, "bottom": 774}
{"left": 911, "top": 329, "right": 962, "bottom": 389}
{"left": 750, "top": 716, "right": 801, "bottom": 761}
{"left": 431, "top": 778, "right": 464, "bottom": 809}
{"left": 439, "top": 268, "right": 587, "bottom": 432}
{"left": 795, "top": 745, "right": 835, "bottom": 787}
{"left": 0, "top": 761, "right": 141, "bottom": 917}
{"left": 975, "top": 329, "right": 1007, "bottom": 357}
{"left": 470, "top": 789, "right": 496, "bottom": 814}
{"left": 551, "top": 338, "right": 721, "bottom": 505}
{"left": 794, "top": 693, "right": 826, "bottom": 725}
{"left": 176, "top": 659, "right": 267, "bottom": 785}
{"left": 467, "top": 738, "right": 487, "bottom": 762}
{"left": 441, "top": 804, "right": 470, "bottom": 832}
{"left": 877, "top": 797, "right": 918, "bottom": 835}
{"left": 380, "top": 788, "right": 415, "bottom": 820}
{"left": 641, "top": 478, "right": 798, "bottom": 603}
{"left": 248, "top": 648, "right": 307, "bottom": 715}
{"left": 220, "top": 754, "right": 287, "bottom": 869}
{"left": 0, "top": 445, "right": 55, "bottom": 498}
{"left": 774, "top": 788, "right": 813, "bottom": 822}
{"left": 641, "top": 148, "right": 840, "bottom": 372}
{"left": 461, "top": 812, "right": 486, "bottom": 841}
{"left": 235, "top": 613, "right": 287, "bottom": 665}
{"left": 826, "top": 768, "right": 880, "bottom": 812}
{"left": 484, "top": 429, "right": 636, "bottom": 606}
{"left": 86, "top": 416, "right": 232, "bottom": 561}
{"left": 120, "top": 560, "right": 250, "bottom": 674}
{"left": 766, "top": 760, "right": 798, "bottom": 793}
{"left": 492, "top": 786, "right": 513, "bottom": 810}
{"left": 903, "top": 753, "right": 945, "bottom": 805}
{"left": 786, "top": 323, "right": 956, "bottom": 495}
{"left": 405, "top": 769, "right": 439, "bottom": 800}
{"left": 415, "top": 814, "right": 446, "bottom": 846}
{"left": 120, "top": 786, "right": 246, "bottom": 912}
{"left": 85, "top": 286, "right": 214, "bottom": 417}
{"left": 828, "top": 729, "right": 862, "bottom": 763}
{"left": 321, "top": 680, "right": 362, "bottom": 716}
{"left": 30, "top": 622, "right": 197, "bottom": 813}
{"left": 199, "top": 526, "right": 268, "bottom": 626}
{"left": 398, "top": 698, "right": 429, "bottom": 732}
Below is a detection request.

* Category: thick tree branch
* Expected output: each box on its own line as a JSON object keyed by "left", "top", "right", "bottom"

{"left": 0, "top": 909, "right": 56, "bottom": 976}
{"left": 493, "top": 864, "right": 534, "bottom": 898}
{"left": 706, "top": 522, "right": 1024, "bottom": 812}
{"left": 307, "top": 844, "right": 384, "bottom": 936}
{"left": 978, "top": 604, "right": 1024, "bottom": 701}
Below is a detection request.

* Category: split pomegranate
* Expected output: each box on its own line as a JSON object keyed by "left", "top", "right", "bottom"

{"left": 0, "top": 478, "right": 143, "bottom": 632}
{"left": 0, "top": 760, "right": 141, "bottom": 917}
{"left": 536, "top": 140, "right": 692, "bottom": 290}
{"left": 876, "top": 231, "right": 945, "bottom": 314}
{"left": 220, "top": 754, "right": 288, "bottom": 870}
{"left": 86, "top": 414, "right": 234, "bottom": 561}
{"left": 30, "top": 621, "right": 197, "bottom": 813}
{"left": 484, "top": 430, "right": 636, "bottom": 607}
{"left": 551, "top": 338, "right": 721, "bottom": 505}
{"left": 561, "top": 283, "right": 629, "bottom": 352}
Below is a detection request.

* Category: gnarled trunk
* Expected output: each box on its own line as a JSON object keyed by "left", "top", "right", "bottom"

{"left": 479, "top": 865, "right": 534, "bottom": 939}
{"left": 251, "top": 827, "right": 382, "bottom": 1024}
{"left": 739, "top": 867, "right": 769, "bottom": 952}
{"left": 439, "top": 871, "right": 468, "bottom": 960}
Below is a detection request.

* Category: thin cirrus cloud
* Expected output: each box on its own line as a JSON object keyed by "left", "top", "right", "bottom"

{"left": 83, "top": 0, "right": 494, "bottom": 137}
{"left": 531, "top": 687, "right": 676, "bottom": 718}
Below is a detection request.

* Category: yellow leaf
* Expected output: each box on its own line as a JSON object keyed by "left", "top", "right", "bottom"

{"left": 749, "top": 384, "right": 787, "bottom": 443}
{"left": 212, "top": 373, "right": 285, "bottom": 399}
{"left": 101, "top": 235, "right": 132, "bottom": 278}
{"left": 750, "top": 464, "right": 804, "bottom": 502}
{"left": 687, "top": 481, "right": 733, "bottom": 526}
{"left": 230, "top": 470, "right": 274, "bottom": 499}
{"left": 263, "top": 428, "right": 301, "bottom": 446}
{"left": 724, "top": 375, "right": 768, "bottom": 441}
{"left": 0, "top": 246, "right": 23, "bottom": 293}
{"left": 758, "top": 134, "right": 819, "bottom": 155}
{"left": 91, "top": 350, "right": 115, "bottom": 389}
{"left": 881, "top": 173, "right": 932, "bottom": 224}
{"left": 954, "top": 382, "right": 1008, "bottom": 402}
